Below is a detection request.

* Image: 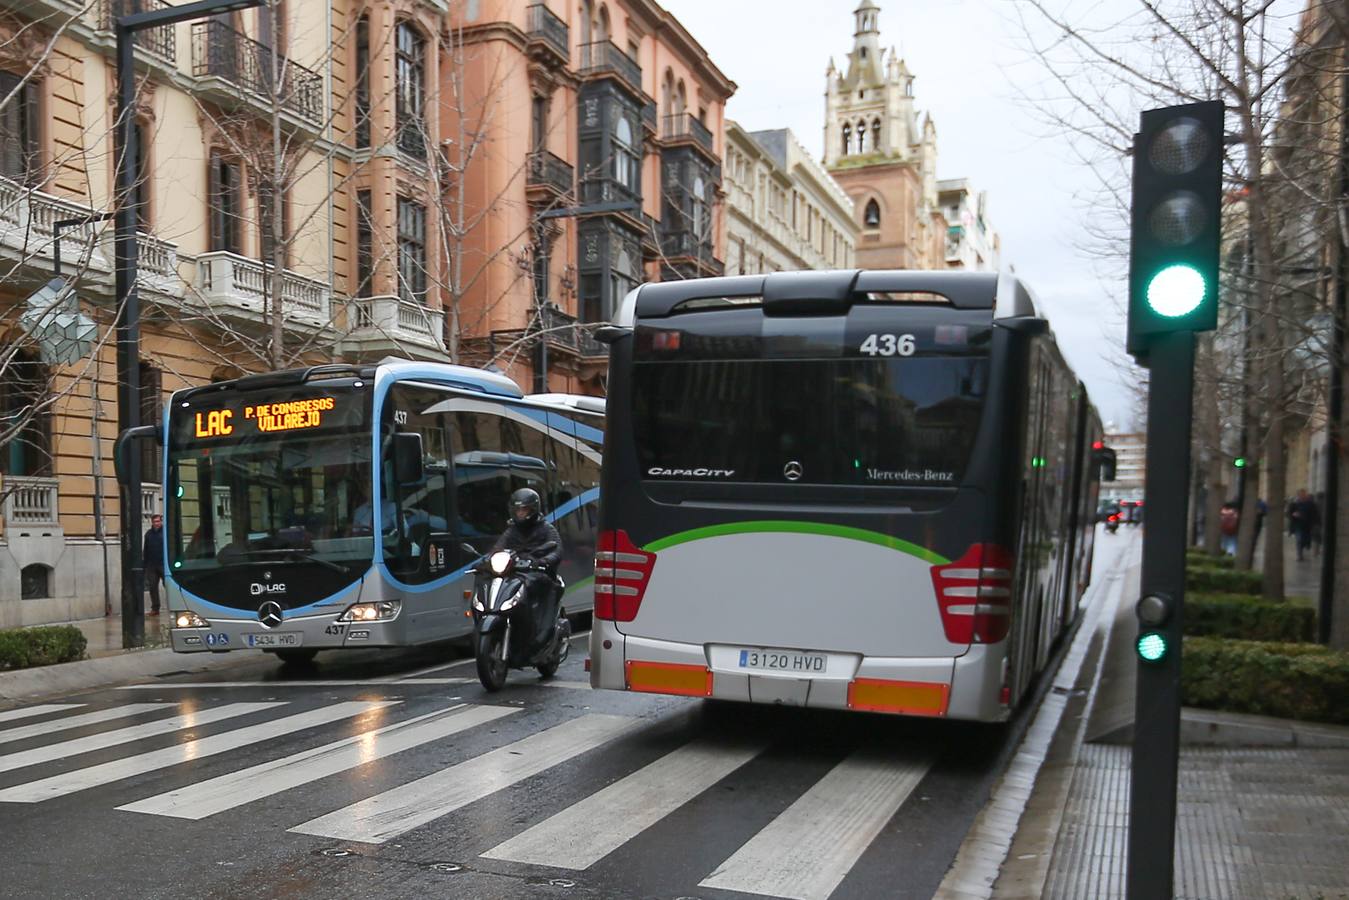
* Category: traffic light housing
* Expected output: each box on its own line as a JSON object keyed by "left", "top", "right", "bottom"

{"left": 1127, "top": 101, "right": 1224, "bottom": 360}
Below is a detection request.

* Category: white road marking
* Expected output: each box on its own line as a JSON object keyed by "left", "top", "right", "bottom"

{"left": 117, "top": 678, "right": 472, "bottom": 689}
{"left": 482, "top": 736, "right": 768, "bottom": 870}
{"left": 699, "top": 750, "right": 932, "bottom": 900}
{"left": 291, "top": 712, "right": 640, "bottom": 844}
{"left": 0, "top": 702, "right": 282, "bottom": 775}
{"left": 390, "top": 630, "right": 590, "bottom": 681}
{"left": 0, "top": 704, "right": 174, "bottom": 745}
{"left": 0, "top": 705, "right": 84, "bottom": 726}
{"left": 0, "top": 700, "right": 396, "bottom": 803}
{"left": 534, "top": 681, "right": 592, "bottom": 691}
{"left": 118, "top": 703, "right": 517, "bottom": 820}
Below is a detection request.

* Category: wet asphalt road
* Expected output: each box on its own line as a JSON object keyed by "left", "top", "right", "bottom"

{"left": 0, "top": 540, "right": 1126, "bottom": 900}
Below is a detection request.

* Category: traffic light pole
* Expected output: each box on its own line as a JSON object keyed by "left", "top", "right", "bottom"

{"left": 1128, "top": 330, "right": 1195, "bottom": 900}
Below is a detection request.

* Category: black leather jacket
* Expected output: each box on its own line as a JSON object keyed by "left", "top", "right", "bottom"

{"left": 490, "top": 520, "right": 563, "bottom": 573}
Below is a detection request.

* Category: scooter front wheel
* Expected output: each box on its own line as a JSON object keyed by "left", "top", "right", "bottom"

{"left": 476, "top": 630, "right": 508, "bottom": 691}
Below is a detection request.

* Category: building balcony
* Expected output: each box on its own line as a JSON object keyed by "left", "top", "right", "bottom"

{"left": 525, "top": 4, "right": 569, "bottom": 66}
{"left": 345, "top": 294, "right": 448, "bottom": 360}
{"left": 196, "top": 251, "right": 332, "bottom": 330}
{"left": 492, "top": 304, "right": 606, "bottom": 360}
{"left": 191, "top": 20, "right": 324, "bottom": 126}
{"left": 2, "top": 477, "right": 59, "bottom": 529}
{"left": 526, "top": 151, "right": 575, "bottom": 202}
{"left": 642, "top": 101, "right": 658, "bottom": 136}
{"left": 639, "top": 211, "right": 660, "bottom": 259}
{"left": 92, "top": 0, "right": 176, "bottom": 63}
{"left": 659, "top": 229, "right": 721, "bottom": 277}
{"left": 662, "top": 113, "right": 715, "bottom": 156}
{"left": 578, "top": 40, "right": 643, "bottom": 98}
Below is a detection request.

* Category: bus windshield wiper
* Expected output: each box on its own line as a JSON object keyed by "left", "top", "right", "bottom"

{"left": 242, "top": 548, "right": 351, "bottom": 574}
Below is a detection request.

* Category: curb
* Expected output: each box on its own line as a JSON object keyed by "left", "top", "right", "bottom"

{"left": 0, "top": 648, "right": 250, "bottom": 704}
{"left": 1178, "top": 707, "right": 1349, "bottom": 748}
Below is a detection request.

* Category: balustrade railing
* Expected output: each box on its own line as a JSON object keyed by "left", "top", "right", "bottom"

{"left": 662, "top": 113, "right": 714, "bottom": 154}
{"left": 2, "top": 477, "right": 59, "bottom": 528}
{"left": 348, "top": 295, "right": 446, "bottom": 351}
{"left": 197, "top": 251, "right": 331, "bottom": 323}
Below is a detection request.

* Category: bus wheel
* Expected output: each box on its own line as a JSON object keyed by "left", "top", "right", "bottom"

{"left": 275, "top": 649, "right": 318, "bottom": 666}
{"left": 476, "top": 632, "right": 508, "bottom": 692}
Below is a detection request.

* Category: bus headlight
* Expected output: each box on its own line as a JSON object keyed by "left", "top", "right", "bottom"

{"left": 338, "top": 600, "right": 402, "bottom": 623}
{"left": 175, "top": 612, "right": 209, "bottom": 629}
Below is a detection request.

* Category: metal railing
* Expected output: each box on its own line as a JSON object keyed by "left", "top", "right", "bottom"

{"left": 97, "top": 0, "right": 176, "bottom": 62}
{"left": 191, "top": 20, "right": 324, "bottom": 124}
{"left": 662, "top": 113, "right": 714, "bottom": 154}
{"left": 578, "top": 40, "right": 642, "bottom": 93}
{"left": 527, "top": 151, "right": 575, "bottom": 196}
{"left": 660, "top": 228, "right": 716, "bottom": 262}
{"left": 526, "top": 4, "right": 569, "bottom": 60}
{"left": 642, "top": 101, "right": 658, "bottom": 134}
{"left": 2, "top": 477, "right": 59, "bottom": 528}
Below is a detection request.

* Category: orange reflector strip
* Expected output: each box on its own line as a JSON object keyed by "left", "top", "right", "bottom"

{"left": 625, "top": 660, "right": 712, "bottom": 697}
{"left": 847, "top": 678, "right": 949, "bottom": 717}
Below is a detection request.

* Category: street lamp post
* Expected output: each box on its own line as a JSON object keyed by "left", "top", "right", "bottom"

{"left": 113, "top": 0, "right": 264, "bottom": 649}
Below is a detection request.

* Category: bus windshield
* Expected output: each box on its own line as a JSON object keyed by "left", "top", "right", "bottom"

{"left": 632, "top": 327, "right": 990, "bottom": 487}
{"left": 167, "top": 386, "right": 373, "bottom": 586}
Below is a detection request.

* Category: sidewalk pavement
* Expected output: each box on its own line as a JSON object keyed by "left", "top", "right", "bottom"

{"left": 2, "top": 611, "right": 246, "bottom": 704}
{"left": 943, "top": 529, "right": 1349, "bottom": 900}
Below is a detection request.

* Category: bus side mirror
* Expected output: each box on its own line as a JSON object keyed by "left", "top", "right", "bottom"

{"left": 393, "top": 432, "right": 424, "bottom": 485}
{"left": 1093, "top": 447, "right": 1117, "bottom": 481}
{"left": 993, "top": 316, "right": 1049, "bottom": 335}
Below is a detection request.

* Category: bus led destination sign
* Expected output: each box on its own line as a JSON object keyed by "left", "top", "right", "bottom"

{"left": 194, "top": 396, "right": 338, "bottom": 439}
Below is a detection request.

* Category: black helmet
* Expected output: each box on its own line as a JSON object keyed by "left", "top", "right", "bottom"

{"left": 510, "top": 488, "right": 542, "bottom": 527}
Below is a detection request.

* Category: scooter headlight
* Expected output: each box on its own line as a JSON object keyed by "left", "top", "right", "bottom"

{"left": 498, "top": 587, "right": 523, "bottom": 611}
{"left": 337, "top": 600, "right": 402, "bottom": 622}
{"left": 489, "top": 552, "right": 513, "bottom": 575}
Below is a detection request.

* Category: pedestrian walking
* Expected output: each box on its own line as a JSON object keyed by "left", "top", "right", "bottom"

{"left": 1288, "top": 489, "right": 1320, "bottom": 562}
{"left": 1219, "top": 502, "right": 1239, "bottom": 556}
{"left": 143, "top": 513, "right": 165, "bottom": 615}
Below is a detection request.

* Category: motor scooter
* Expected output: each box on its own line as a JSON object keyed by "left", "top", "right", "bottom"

{"left": 1105, "top": 513, "right": 1121, "bottom": 534}
{"left": 467, "top": 545, "right": 571, "bottom": 691}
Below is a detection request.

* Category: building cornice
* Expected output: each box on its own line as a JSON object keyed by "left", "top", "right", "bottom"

{"left": 629, "top": 0, "right": 736, "bottom": 100}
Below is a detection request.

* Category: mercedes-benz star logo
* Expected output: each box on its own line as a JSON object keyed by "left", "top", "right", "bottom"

{"left": 783, "top": 460, "right": 804, "bottom": 481}
{"left": 258, "top": 601, "right": 284, "bottom": 629}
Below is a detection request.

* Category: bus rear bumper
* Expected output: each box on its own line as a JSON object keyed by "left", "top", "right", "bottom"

{"left": 594, "top": 628, "right": 1006, "bottom": 721}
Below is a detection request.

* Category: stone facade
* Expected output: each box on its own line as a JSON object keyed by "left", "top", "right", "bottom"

{"left": 723, "top": 123, "right": 855, "bottom": 275}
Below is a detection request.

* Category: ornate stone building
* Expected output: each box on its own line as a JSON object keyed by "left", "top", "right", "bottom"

{"left": 723, "top": 123, "right": 855, "bottom": 274}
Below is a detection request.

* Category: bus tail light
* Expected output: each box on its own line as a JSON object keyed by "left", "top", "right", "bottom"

{"left": 594, "top": 530, "right": 655, "bottom": 622}
{"left": 930, "top": 544, "right": 1014, "bottom": 645}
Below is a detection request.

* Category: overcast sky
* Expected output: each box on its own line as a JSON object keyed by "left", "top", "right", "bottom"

{"left": 658, "top": 0, "right": 1148, "bottom": 427}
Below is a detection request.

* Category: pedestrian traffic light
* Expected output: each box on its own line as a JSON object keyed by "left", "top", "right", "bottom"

{"left": 1234, "top": 456, "right": 1246, "bottom": 468}
{"left": 1135, "top": 593, "right": 1175, "bottom": 664}
{"left": 1126, "top": 100, "right": 1224, "bottom": 360}
{"left": 1136, "top": 631, "right": 1169, "bottom": 662}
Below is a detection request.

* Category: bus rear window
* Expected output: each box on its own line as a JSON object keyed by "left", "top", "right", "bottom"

{"left": 632, "top": 356, "right": 989, "bottom": 487}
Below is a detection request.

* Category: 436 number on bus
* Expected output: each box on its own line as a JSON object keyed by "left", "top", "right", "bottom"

{"left": 859, "top": 333, "right": 917, "bottom": 357}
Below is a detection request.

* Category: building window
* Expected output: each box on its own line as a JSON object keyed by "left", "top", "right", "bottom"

{"left": 354, "top": 16, "right": 370, "bottom": 148}
{"left": 872, "top": 118, "right": 882, "bottom": 153}
{"left": 355, "top": 189, "right": 374, "bottom": 295}
{"left": 0, "top": 350, "right": 51, "bottom": 477}
{"left": 841, "top": 123, "right": 851, "bottom": 157}
{"left": 532, "top": 239, "right": 549, "bottom": 302}
{"left": 20, "top": 564, "right": 51, "bottom": 600}
{"left": 0, "top": 71, "right": 40, "bottom": 184}
{"left": 139, "top": 360, "right": 162, "bottom": 482}
{"left": 692, "top": 175, "right": 707, "bottom": 241}
{"left": 397, "top": 196, "right": 427, "bottom": 303}
{"left": 864, "top": 199, "right": 880, "bottom": 228}
{"left": 856, "top": 120, "right": 867, "bottom": 154}
{"left": 207, "top": 152, "right": 243, "bottom": 254}
{"left": 258, "top": 181, "right": 288, "bottom": 265}
{"left": 531, "top": 95, "right": 548, "bottom": 153}
{"left": 395, "top": 22, "right": 426, "bottom": 159}
{"left": 130, "top": 122, "right": 151, "bottom": 229}
{"left": 737, "top": 238, "right": 745, "bottom": 275}
{"left": 612, "top": 114, "right": 639, "bottom": 194}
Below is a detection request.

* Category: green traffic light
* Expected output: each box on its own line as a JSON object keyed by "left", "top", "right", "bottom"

{"left": 1137, "top": 631, "right": 1169, "bottom": 662}
{"left": 1146, "top": 264, "right": 1206, "bottom": 317}
{"left": 1234, "top": 457, "right": 1246, "bottom": 468}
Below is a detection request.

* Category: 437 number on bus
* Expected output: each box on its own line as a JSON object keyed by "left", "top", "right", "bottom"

{"left": 859, "top": 333, "right": 917, "bottom": 357}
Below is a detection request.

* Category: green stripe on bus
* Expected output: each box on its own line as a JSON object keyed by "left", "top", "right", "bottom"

{"left": 563, "top": 576, "right": 594, "bottom": 596}
{"left": 642, "top": 521, "right": 950, "bottom": 565}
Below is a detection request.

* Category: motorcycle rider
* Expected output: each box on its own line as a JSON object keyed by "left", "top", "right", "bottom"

{"left": 490, "top": 488, "right": 564, "bottom": 657}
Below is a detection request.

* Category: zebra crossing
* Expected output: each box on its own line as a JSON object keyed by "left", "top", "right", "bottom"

{"left": 0, "top": 696, "right": 940, "bottom": 900}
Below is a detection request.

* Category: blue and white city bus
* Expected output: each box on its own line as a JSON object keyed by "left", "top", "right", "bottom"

{"left": 589, "top": 270, "right": 1105, "bottom": 721}
{"left": 148, "top": 361, "right": 601, "bottom": 664}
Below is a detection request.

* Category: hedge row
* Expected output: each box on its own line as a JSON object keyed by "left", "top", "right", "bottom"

{"left": 1185, "top": 593, "right": 1315, "bottom": 643}
{"left": 0, "top": 626, "right": 88, "bottom": 670}
{"left": 1186, "top": 550, "right": 1234, "bottom": 570}
{"left": 1186, "top": 565, "right": 1263, "bottom": 596}
{"left": 1182, "top": 637, "right": 1349, "bottom": 725}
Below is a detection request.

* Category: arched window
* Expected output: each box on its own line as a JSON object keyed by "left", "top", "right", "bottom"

{"left": 580, "top": 0, "right": 593, "bottom": 45}
{"left": 856, "top": 120, "right": 867, "bottom": 154}
{"left": 692, "top": 174, "right": 707, "bottom": 240}
{"left": 662, "top": 69, "right": 675, "bottom": 119}
{"left": 864, "top": 199, "right": 880, "bottom": 228}
{"left": 841, "top": 123, "right": 851, "bottom": 156}
{"left": 612, "top": 113, "right": 638, "bottom": 192}
{"left": 676, "top": 80, "right": 687, "bottom": 116}
{"left": 872, "top": 118, "right": 882, "bottom": 152}
{"left": 395, "top": 22, "right": 426, "bottom": 158}
{"left": 21, "top": 564, "right": 51, "bottom": 600}
{"left": 597, "top": 3, "right": 610, "bottom": 41}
